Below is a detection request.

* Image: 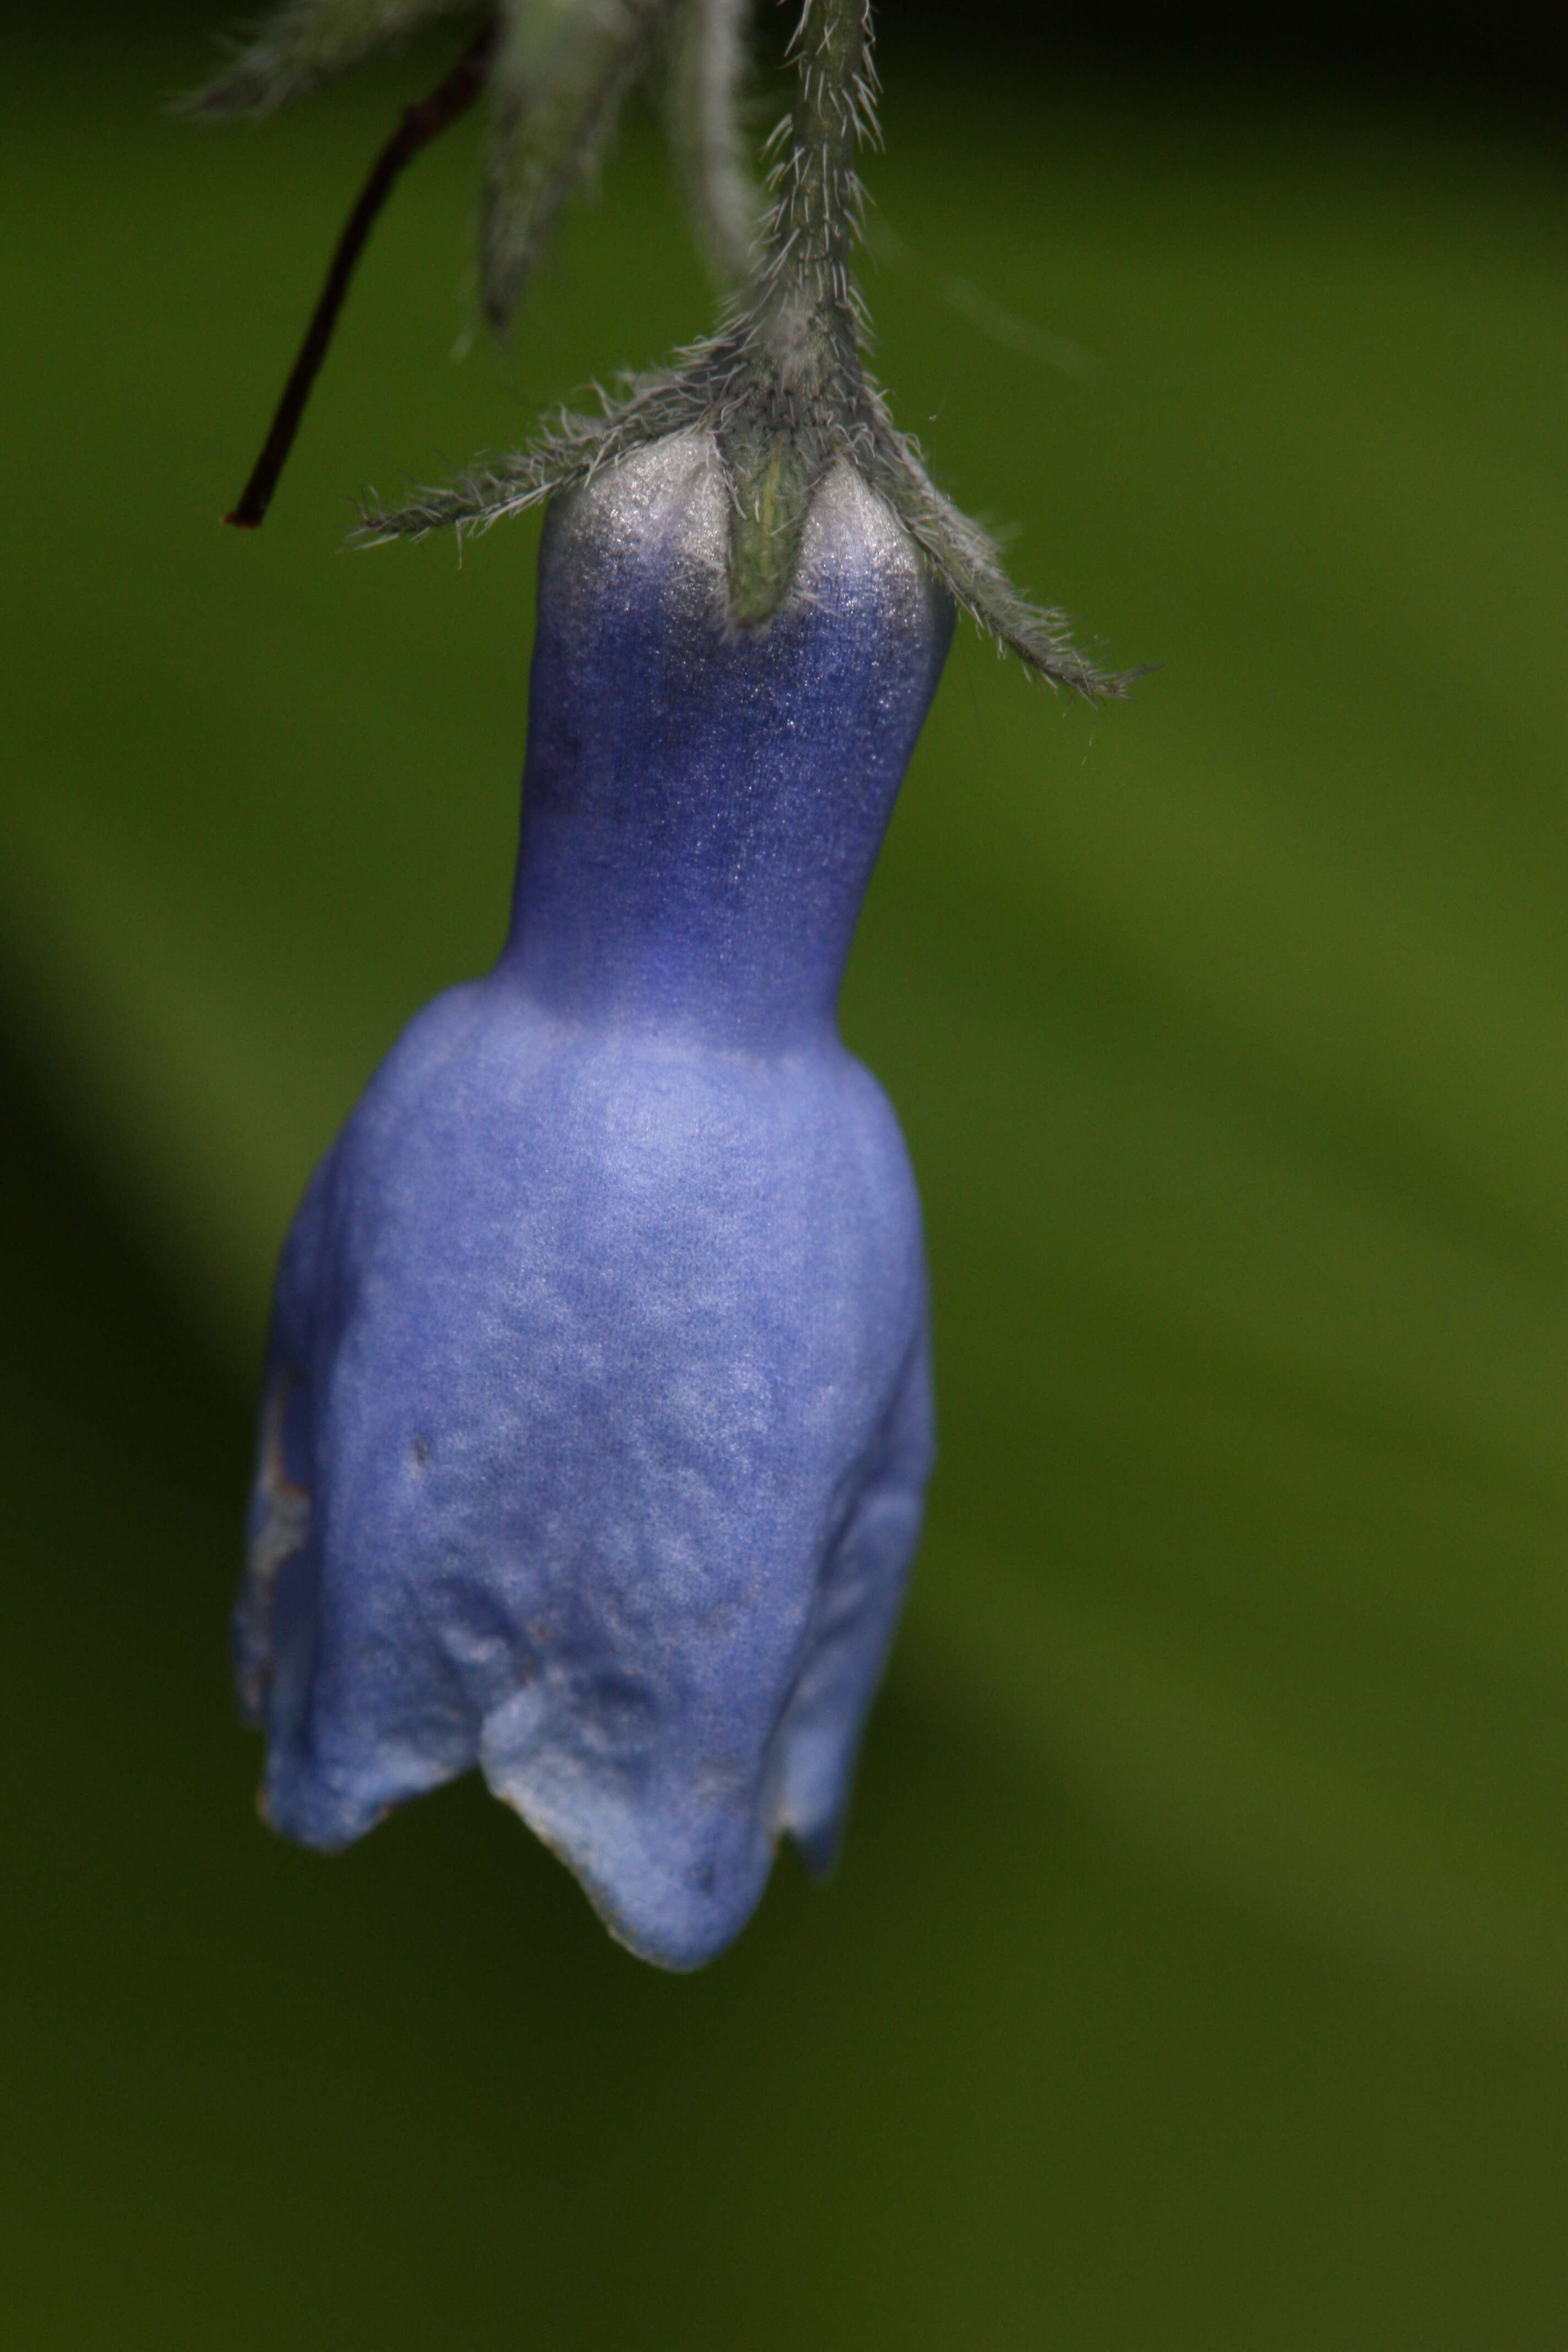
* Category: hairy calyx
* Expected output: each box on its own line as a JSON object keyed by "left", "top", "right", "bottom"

{"left": 197, "top": 0, "right": 1128, "bottom": 690}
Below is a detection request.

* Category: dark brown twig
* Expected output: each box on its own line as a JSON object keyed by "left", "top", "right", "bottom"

{"left": 225, "top": 17, "right": 498, "bottom": 529}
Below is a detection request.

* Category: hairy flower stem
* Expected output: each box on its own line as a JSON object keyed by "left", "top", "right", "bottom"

{"left": 225, "top": 17, "right": 498, "bottom": 529}
{"left": 723, "top": 0, "right": 868, "bottom": 620}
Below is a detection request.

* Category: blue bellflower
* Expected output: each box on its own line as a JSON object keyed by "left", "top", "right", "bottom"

{"left": 237, "top": 434, "right": 954, "bottom": 1967}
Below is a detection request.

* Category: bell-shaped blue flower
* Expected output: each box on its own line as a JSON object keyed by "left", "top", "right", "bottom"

{"left": 236, "top": 432, "right": 954, "bottom": 1967}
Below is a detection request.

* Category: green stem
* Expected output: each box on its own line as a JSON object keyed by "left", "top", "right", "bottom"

{"left": 759, "top": 0, "right": 867, "bottom": 367}
{"left": 724, "top": 0, "right": 872, "bottom": 624}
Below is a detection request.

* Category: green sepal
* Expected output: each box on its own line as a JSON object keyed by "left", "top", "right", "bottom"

{"left": 479, "top": 0, "right": 666, "bottom": 330}
{"left": 183, "top": 0, "right": 480, "bottom": 118}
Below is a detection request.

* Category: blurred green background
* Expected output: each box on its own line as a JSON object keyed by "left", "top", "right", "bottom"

{"left": 5, "top": 6, "right": 1568, "bottom": 2343}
